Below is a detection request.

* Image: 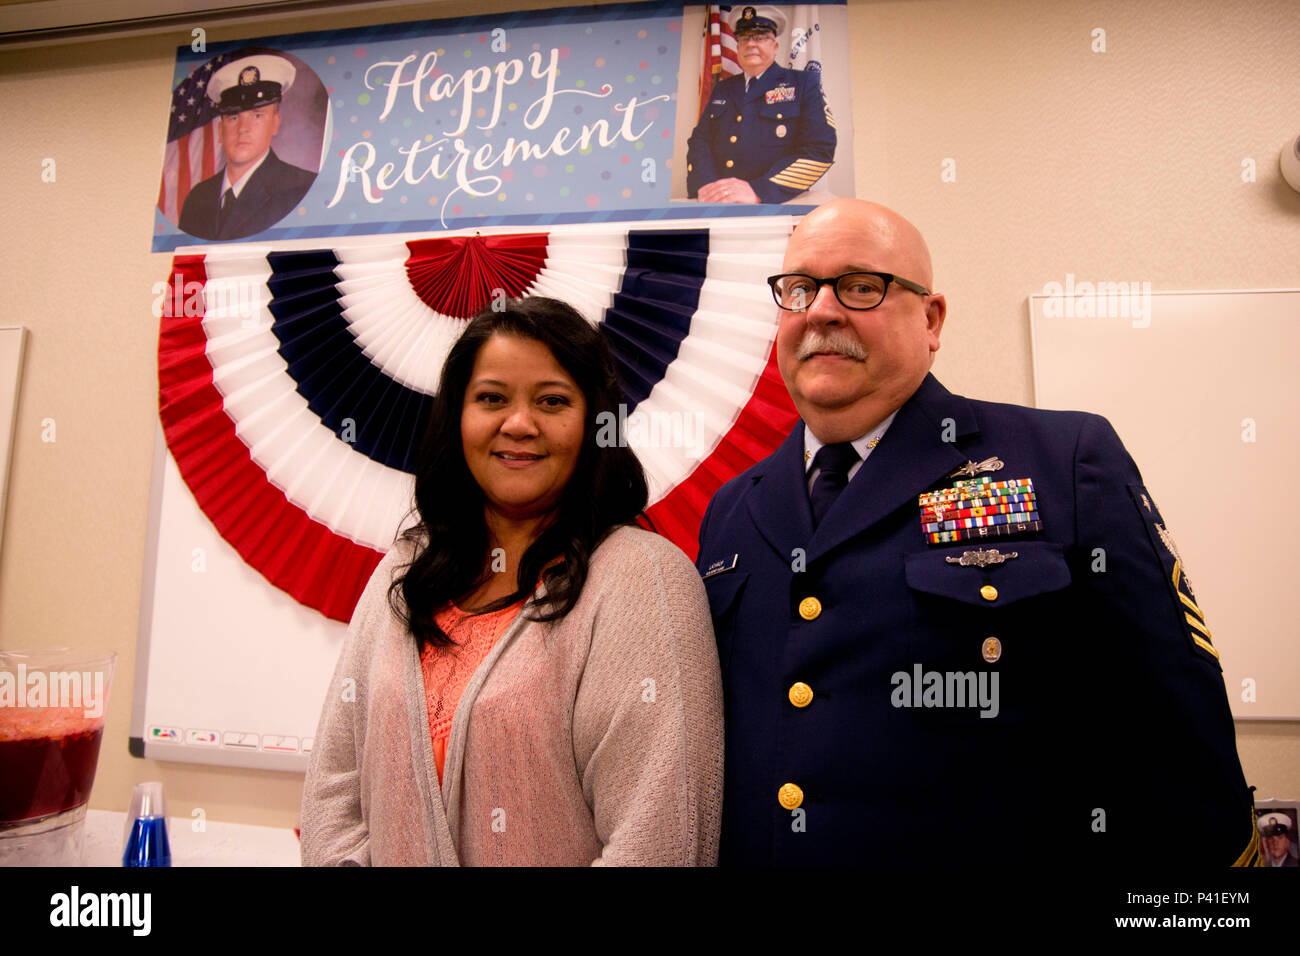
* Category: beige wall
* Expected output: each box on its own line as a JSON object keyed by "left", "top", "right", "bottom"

{"left": 0, "top": 0, "right": 1296, "bottom": 831}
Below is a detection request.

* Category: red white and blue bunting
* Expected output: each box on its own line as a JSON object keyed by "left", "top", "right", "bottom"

{"left": 158, "top": 220, "right": 799, "bottom": 622}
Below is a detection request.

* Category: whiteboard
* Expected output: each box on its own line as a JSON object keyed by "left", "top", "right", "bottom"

{"left": 1030, "top": 289, "right": 1300, "bottom": 720}
{"left": 130, "top": 213, "right": 793, "bottom": 771}
{"left": 131, "top": 427, "right": 346, "bottom": 770}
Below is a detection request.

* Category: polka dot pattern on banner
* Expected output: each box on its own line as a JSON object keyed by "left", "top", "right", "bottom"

{"left": 158, "top": 11, "right": 686, "bottom": 245}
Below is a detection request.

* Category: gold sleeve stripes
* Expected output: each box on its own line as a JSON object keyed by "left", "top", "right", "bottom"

{"left": 1173, "top": 559, "right": 1219, "bottom": 661}
{"left": 825, "top": 103, "right": 836, "bottom": 130}
{"left": 770, "top": 159, "right": 833, "bottom": 191}
{"left": 1232, "top": 810, "right": 1263, "bottom": 866}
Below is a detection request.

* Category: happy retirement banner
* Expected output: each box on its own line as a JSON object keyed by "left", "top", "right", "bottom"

{"left": 152, "top": 2, "right": 853, "bottom": 251}
{"left": 153, "top": 1, "right": 700, "bottom": 251}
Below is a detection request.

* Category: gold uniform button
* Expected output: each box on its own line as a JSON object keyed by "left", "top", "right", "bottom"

{"left": 725, "top": 159, "right": 734, "bottom": 168}
{"left": 778, "top": 783, "right": 803, "bottom": 810}
{"left": 982, "top": 637, "right": 1002, "bottom": 662}
{"left": 980, "top": 584, "right": 998, "bottom": 602}
{"left": 798, "top": 596, "right": 822, "bottom": 620}
{"left": 729, "top": 135, "right": 737, "bottom": 143}
{"left": 736, "top": 115, "right": 743, "bottom": 122}
{"left": 788, "top": 682, "right": 813, "bottom": 708}
{"left": 776, "top": 112, "right": 783, "bottom": 119}
{"left": 687, "top": 163, "right": 693, "bottom": 172}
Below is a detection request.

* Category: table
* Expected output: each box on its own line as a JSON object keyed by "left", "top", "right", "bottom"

{"left": 82, "top": 809, "right": 301, "bottom": 866}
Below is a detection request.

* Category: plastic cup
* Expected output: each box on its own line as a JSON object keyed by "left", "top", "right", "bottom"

{"left": 0, "top": 648, "right": 115, "bottom": 866}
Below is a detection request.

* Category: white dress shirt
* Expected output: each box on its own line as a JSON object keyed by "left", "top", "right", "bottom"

{"left": 221, "top": 149, "right": 271, "bottom": 199}
{"left": 803, "top": 410, "right": 899, "bottom": 495}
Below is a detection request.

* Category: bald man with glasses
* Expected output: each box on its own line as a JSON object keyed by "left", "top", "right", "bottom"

{"left": 695, "top": 198, "right": 1259, "bottom": 867}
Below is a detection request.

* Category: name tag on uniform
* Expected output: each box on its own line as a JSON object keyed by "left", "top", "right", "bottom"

{"left": 703, "top": 553, "right": 739, "bottom": 578}
{"left": 711, "top": 98, "right": 727, "bottom": 105}
{"left": 765, "top": 85, "right": 795, "bottom": 104}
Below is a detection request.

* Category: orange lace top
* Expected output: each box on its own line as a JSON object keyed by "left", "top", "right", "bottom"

{"left": 420, "top": 598, "right": 526, "bottom": 785}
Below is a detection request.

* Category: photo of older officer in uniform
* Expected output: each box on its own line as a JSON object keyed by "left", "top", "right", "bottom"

{"left": 179, "top": 54, "right": 318, "bottom": 241}
{"left": 695, "top": 198, "right": 1260, "bottom": 867}
{"left": 686, "top": 7, "right": 837, "bottom": 204}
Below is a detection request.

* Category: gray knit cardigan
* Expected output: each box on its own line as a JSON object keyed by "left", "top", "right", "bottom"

{"left": 300, "top": 525, "right": 723, "bottom": 866}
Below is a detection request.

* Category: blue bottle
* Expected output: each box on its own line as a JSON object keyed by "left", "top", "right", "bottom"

{"left": 122, "top": 782, "right": 172, "bottom": 867}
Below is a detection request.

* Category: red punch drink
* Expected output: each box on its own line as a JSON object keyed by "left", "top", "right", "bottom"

{"left": 0, "top": 712, "right": 106, "bottom": 822}
{"left": 0, "top": 649, "right": 115, "bottom": 866}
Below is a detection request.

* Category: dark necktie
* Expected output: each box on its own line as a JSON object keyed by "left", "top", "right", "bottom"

{"left": 809, "top": 442, "right": 859, "bottom": 528}
{"left": 216, "top": 187, "right": 236, "bottom": 236}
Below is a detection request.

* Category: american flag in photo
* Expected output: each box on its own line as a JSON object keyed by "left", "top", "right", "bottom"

{"left": 698, "top": 5, "right": 739, "bottom": 110}
{"left": 157, "top": 55, "right": 228, "bottom": 223}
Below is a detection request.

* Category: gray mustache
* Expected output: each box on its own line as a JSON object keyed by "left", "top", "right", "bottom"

{"left": 795, "top": 329, "right": 867, "bottom": 361}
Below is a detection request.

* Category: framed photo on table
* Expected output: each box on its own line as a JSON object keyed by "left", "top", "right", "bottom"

{"left": 1255, "top": 800, "right": 1300, "bottom": 868}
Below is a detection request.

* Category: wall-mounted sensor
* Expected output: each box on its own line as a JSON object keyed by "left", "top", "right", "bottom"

{"left": 1281, "top": 134, "right": 1300, "bottom": 193}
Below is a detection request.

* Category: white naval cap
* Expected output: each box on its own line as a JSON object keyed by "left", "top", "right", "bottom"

{"left": 1258, "top": 812, "right": 1292, "bottom": 836}
{"left": 207, "top": 54, "right": 296, "bottom": 114}
{"left": 731, "top": 5, "right": 787, "bottom": 38}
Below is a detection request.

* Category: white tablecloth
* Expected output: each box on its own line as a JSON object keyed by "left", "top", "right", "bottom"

{"left": 83, "top": 809, "right": 301, "bottom": 867}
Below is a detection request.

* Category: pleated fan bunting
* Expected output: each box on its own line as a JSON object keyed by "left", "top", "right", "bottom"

{"left": 157, "top": 220, "right": 799, "bottom": 622}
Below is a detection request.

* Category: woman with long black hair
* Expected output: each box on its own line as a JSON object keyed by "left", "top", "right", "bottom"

{"left": 301, "top": 296, "right": 722, "bottom": 865}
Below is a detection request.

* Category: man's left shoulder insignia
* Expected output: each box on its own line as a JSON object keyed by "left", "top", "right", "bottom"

{"left": 1127, "top": 484, "right": 1219, "bottom": 665}
{"left": 1154, "top": 520, "right": 1196, "bottom": 600}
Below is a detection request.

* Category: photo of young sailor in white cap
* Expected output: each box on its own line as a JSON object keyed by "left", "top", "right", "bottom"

{"left": 1257, "top": 810, "right": 1300, "bottom": 867}
{"left": 178, "top": 53, "right": 320, "bottom": 241}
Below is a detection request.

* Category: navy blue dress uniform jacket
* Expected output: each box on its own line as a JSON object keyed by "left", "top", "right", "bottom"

{"left": 686, "top": 65, "right": 836, "bottom": 203}
{"left": 696, "top": 374, "right": 1258, "bottom": 866}
{"left": 179, "top": 149, "right": 317, "bottom": 241}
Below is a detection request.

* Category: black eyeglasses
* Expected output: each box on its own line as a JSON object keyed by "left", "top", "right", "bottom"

{"left": 767, "top": 271, "right": 932, "bottom": 311}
